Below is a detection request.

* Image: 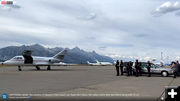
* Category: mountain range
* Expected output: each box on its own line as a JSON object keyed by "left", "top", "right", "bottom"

{"left": 0, "top": 44, "right": 114, "bottom": 64}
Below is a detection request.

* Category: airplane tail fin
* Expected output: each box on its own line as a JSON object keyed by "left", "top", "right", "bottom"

{"left": 87, "top": 61, "right": 90, "bottom": 64}
{"left": 53, "top": 49, "right": 67, "bottom": 60}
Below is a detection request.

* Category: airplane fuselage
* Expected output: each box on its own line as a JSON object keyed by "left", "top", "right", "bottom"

{"left": 3, "top": 56, "right": 61, "bottom": 66}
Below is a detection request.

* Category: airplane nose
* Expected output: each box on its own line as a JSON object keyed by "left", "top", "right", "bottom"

{"left": 3, "top": 61, "right": 9, "bottom": 65}
{"left": 2, "top": 62, "right": 6, "bottom": 65}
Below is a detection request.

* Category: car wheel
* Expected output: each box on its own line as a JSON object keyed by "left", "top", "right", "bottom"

{"left": 161, "top": 71, "right": 168, "bottom": 77}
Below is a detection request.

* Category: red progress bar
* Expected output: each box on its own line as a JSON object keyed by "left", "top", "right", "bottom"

{"left": 1, "top": 1, "right": 6, "bottom": 5}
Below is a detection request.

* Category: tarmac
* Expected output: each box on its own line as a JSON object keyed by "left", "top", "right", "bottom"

{"left": 0, "top": 65, "right": 179, "bottom": 101}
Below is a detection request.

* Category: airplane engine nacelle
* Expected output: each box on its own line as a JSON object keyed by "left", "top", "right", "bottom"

{"left": 49, "top": 59, "right": 59, "bottom": 63}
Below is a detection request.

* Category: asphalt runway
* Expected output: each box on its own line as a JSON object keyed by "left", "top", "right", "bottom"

{"left": 0, "top": 65, "right": 179, "bottom": 101}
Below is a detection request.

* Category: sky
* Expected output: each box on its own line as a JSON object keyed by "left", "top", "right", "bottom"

{"left": 0, "top": 0, "right": 180, "bottom": 61}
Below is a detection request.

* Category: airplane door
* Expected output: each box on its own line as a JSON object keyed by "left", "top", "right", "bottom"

{"left": 22, "top": 50, "right": 33, "bottom": 64}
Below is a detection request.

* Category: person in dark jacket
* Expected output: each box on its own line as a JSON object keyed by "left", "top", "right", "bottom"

{"left": 171, "top": 62, "right": 180, "bottom": 78}
{"left": 147, "top": 61, "right": 151, "bottom": 77}
{"left": 120, "top": 60, "right": 124, "bottom": 75}
{"left": 138, "top": 62, "right": 142, "bottom": 76}
{"left": 126, "top": 62, "right": 130, "bottom": 76}
{"left": 176, "top": 60, "right": 179, "bottom": 64}
{"left": 129, "top": 61, "right": 133, "bottom": 76}
{"left": 115, "top": 60, "right": 120, "bottom": 76}
{"left": 135, "top": 59, "right": 139, "bottom": 77}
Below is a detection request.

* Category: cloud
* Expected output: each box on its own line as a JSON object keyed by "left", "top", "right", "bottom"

{"left": 175, "top": 11, "right": 180, "bottom": 16}
{"left": 152, "top": 1, "right": 180, "bottom": 16}
{"left": 77, "top": 13, "right": 97, "bottom": 20}
{"left": 98, "top": 46, "right": 107, "bottom": 51}
{"left": 134, "top": 34, "right": 149, "bottom": 38}
{"left": 1, "top": 0, "right": 180, "bottom": 59}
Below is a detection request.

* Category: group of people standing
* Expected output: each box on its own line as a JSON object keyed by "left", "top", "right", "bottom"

{"left": 115, "top": 60, "right": 151, "bottom": 77}
{"left": 115, "top": 59, "right": 180, "bottom": 78}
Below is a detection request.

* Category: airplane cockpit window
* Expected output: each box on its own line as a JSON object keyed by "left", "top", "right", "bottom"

{"left": 12, "top": 57, "right": 17, "bottom": 59}
{"left": 17, "top": 57, "right": 23, "bottom": 60}
{"left": 12, "top": 56, "right": 23, "bottom": 60}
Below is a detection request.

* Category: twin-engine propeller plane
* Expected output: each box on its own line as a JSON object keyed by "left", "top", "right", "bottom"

{"left": 3, "top": 49, "right": 67, "bottom": 71}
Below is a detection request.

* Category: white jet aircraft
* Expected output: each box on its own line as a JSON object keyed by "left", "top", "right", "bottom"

{"left": 87, "top": 60, "right": 112, "bottom": 66}
{"left": 3, "top": 50, "right": 67, "bottom": 71}
{"left": 87, "top": 61, "right": 100, "bottom": 66}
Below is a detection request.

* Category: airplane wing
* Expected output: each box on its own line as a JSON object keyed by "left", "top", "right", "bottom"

{"left": 34, "top": 62, "right": 50, "bottom": 66}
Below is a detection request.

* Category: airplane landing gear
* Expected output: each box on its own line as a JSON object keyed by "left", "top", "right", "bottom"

{"left": 47, "top": 65, "right": 51, "bottom": 70}
{"left": 18, "top": 66, "right": 22, "bottom": 71}
{"left": 36, "top": 66, "right": 40, "bottom": 70}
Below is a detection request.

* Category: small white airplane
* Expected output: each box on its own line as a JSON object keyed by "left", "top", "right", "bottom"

{"left": 87, "top": 61, "right": 100, "bottom": 66}
{"left": 3, "top": 50, "right": 67, "bottom": 71}
{"left": 87, "top": 60, "right": 112, "bottom": 66}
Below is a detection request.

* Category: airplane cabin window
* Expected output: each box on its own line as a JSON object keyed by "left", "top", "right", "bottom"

{"left": 16, "top": 57, "right": 23, "bottom": 60}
